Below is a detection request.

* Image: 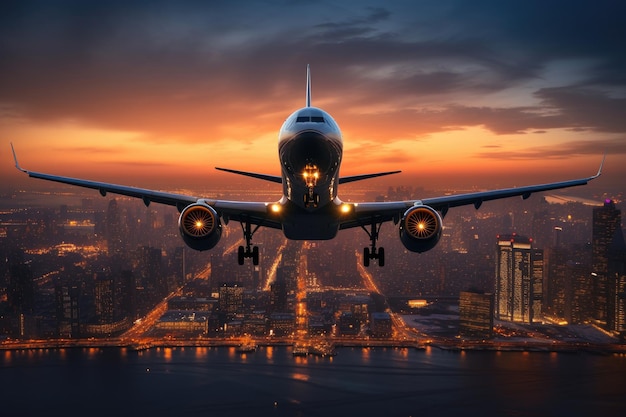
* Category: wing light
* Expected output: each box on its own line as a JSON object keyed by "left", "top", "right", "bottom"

{"left": 340, "top": 203, "right": 353, "bottom": 214}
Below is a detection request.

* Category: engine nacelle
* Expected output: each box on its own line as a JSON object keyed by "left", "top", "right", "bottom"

{"left": 399, "top": 205, "right": 443, "bottom": 253}
{"left": 178, "top": 203, "right": 222, "bottom": 251}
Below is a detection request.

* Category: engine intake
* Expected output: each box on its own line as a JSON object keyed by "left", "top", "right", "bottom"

{"left": 178, "top": 203, "right": 222, "bottom": 251}
{"left": 399, "top": 205, "right": 443, "bottom": 253}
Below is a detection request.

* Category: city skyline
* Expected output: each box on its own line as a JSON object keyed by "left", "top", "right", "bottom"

{"left": 2, "top": 1, "right": 626, "bottom": 193}
{"left": 2, "top": 182, "right": 625, "bottom": 346}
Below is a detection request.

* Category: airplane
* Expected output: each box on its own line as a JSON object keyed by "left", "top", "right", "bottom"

{"left": 11, "top": 65, "right": 604, "bottom": 267}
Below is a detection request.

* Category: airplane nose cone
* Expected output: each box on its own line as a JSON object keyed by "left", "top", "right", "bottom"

{"left": 280, "top": 131, "right": 341, "bottom": 177}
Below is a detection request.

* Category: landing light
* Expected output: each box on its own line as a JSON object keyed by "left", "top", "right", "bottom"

{"left": 270, "top": 204, "right": 281, "bottom": 213}
{"left": 340, "top": 204, "right": 353, "bottom": 214}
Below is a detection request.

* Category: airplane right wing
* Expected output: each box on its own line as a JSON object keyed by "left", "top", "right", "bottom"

{"left": 340, "top": 156, "right": 605, "bottom": 230}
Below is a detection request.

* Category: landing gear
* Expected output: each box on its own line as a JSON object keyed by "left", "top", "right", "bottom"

{"left": 361, "top": 221, "right": 385, "bottom": 267}
{"left": 303, "top": 190, "right": 319, "bottom": 208}
{"left": 237, "top": 219, "right": 260, "bottom": 265}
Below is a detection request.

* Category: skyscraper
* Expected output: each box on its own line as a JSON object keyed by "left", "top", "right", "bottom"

{"left": 607, "top": 225, "right": 626, "bottom": 336}
{"left": 218, "top": 282, "right": 244, "bottom": 315}
{"left": 459, "top": 290, "right": 494, "bottom": 339}
{"left": 495, "top": 234, "right": 543, "bottom": 323}
{"left": 106, "top": 199, "right": 125, "bottom": 257}
{"left": 545, "top": 243, "right": 593, "bottom": 325}
{"left": 592, "top": 199, "right": 621, "bottom": 326}
{"left": 55, "top": 269, "right": 82, "bottom": 338}
{"left": 269, "top": 267, "right": 288, "bottom": 313}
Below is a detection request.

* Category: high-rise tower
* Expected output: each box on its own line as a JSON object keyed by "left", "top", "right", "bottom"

{"left": 106, "top": 199, "right": 125, "bottom": 257}
{"left": 607, "top": 224, "right": 626, "bottom": 336}
{"left": 495, "top": 234, "right": 543, "bottom": 323}
{"left": 592, "top": 199, "right": 621, "bottom": 326}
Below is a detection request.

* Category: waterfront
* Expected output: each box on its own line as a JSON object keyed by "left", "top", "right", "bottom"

{"left": 2, "top": 346, "right": 625, "bottom": 417}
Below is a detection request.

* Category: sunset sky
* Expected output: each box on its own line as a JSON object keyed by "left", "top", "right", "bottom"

{"left": 1, "top": 0, "right": 625, "bottom": 196}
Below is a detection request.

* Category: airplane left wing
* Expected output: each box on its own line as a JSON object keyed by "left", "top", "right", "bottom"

{"left": 11, "top": 144, "right": 280, "bottom": 229}
{"left": 12, "top": 144, "right": 198, "bottom": 209}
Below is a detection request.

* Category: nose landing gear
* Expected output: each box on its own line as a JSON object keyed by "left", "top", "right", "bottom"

{"left": 237, "top": 219, "right": 260, "bottom": 265}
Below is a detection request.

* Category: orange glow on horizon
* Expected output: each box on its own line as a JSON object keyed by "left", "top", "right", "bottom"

{"left": 2, "top": 108, "right": 622, "bottom": 194}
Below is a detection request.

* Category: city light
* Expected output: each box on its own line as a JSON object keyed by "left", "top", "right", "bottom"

{"left": 0, "top": 184, "right": 624, "bottom": 356}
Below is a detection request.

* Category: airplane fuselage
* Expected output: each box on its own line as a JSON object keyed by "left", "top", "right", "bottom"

{"left": 277, "top": 106, "right": 345, "bottom": 239}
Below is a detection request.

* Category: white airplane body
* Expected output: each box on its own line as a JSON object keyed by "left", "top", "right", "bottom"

{"left": 12, "top": 66, "right": 604, "bottom": 266}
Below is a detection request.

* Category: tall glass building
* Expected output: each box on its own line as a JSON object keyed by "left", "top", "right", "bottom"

{"left": 592, "top": 199, "right": 621, "bottom": 326}
{"left": 495, "top": 234, "right": 543, "bottom": 323}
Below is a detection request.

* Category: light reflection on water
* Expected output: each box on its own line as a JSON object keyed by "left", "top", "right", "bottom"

{"left": 1, "top": 346, "right": 625, "bottom": 417}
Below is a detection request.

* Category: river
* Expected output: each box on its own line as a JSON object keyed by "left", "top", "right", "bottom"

{"left": 2, "top": 345, "right": 625, "bottom": 417}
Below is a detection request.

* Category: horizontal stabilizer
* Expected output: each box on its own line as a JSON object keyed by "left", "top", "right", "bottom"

{"left": 339, "top": 170, "right": 401, "bottom": 184}
{"left": 215, "top": 167, "right": 282, "bottom": 184}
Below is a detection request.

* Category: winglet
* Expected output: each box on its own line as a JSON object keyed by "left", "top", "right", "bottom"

{"left": 306, "top": 64, "right": 311, "bottom": 108}
{"left": 10, "top": 143, "right": 27, "bottom": 173}
{"left": 593, "top": 153, "right": 606, "bottom": 179}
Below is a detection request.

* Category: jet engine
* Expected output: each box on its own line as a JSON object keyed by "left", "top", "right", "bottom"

{"left": 178, "top": 203, "right": 222, "bottom": 251}
{"left": 399, "top": 205, "right": 443, "bottom": 253}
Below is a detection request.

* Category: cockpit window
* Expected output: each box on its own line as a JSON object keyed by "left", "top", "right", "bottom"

{"left": 296, "top": 115, "right": 325, "bottom": 123}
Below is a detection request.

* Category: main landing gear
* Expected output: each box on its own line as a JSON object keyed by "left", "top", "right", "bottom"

{"left": 361, "top": 221, "right": 385, "bottom": 267}
{"left": 238, "top": 219, "right": 260, "bottom": 265}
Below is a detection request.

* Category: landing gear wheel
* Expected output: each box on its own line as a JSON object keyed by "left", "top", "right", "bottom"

{"left": 252, "top": 246, "right": 259, "bottom": 266}
{"left": 237, "top": 218, "right": 262, "bottom": 265}
{"left": 361, "top": 221, "right": 385, "bottom": 267}
{"left": 238, "top": 246, "right": 245, "bottom": 265}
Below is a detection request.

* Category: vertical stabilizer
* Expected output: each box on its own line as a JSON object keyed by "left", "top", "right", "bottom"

{"left": 306, "top": 64, "right": 311, "bottom": 107}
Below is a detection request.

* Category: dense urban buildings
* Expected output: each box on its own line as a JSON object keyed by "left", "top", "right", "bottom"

{"left": 1, "top": 185, "right": 625, "bottom": 345}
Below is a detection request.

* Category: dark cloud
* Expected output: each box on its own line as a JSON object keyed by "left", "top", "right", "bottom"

{"left": 473, "top": 138, "right": 626, "bottom": 160}
{"left": 534, "top": 87, "right": 626, "bottom": 133}
{"left": 0, "top": 0, "right": 625, "bottom": 144}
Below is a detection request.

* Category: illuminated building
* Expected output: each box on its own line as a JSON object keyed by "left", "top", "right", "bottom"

{"left": 94, "top": 272, "right": 115, "bottom": 325}
{"left": 90, "top": 267, "right": 133, "bottom": 336}
{"left": 170, "top": 246, "right": 186, "bottom": 286}
{"left": 592, "top": 199, "right": 621, "bottom": 327}
{"left": 153, "top": 311, "right": 210, "bottom": 335}
{"left": 338, "top": 312, "right": 360, "bottom": 335}
{"left": 105, "top": 199, "right": 125, "bottom": 256}
{"left": 607, "top": 225, "right": 626, "bottom": 336}
{"left": 545, "top": 245, "right": 592, "bottom": 324}
{"left": 139, "top": 246, "right": 166, "bottom": 297}
{"left": 168, "top": 296, "right": 216, "bottom": 311}
{"left": 6, "top": 252, "right": 34, "bottom": 316}
{"left": 495, "top": 234, "right": 543, "bottom": 323}
{"left": 349, "top": 295, "right": 370, "bottom": 324}
{"left": 218, "top": 282, "right": 243, "bottom": 315}
{"left": 6, "top": 249, "right": 36, "bottom": 337}
{"left": 370, "top": 312, "right": 392, "bottom": 338}
{"left": 55, "top": 280, "right": 81, "bottom": 338}
{"left": 459, "top": 290, "right": 493, "bottom": 339}
{"left": 545, "top": 246, "right": 568, "bottom": 321}
{"left": 268, "top": 312, "right": 295, "bottom": 336}
{"left": 268, "top": 267, "right": 288, "bottom": 313}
